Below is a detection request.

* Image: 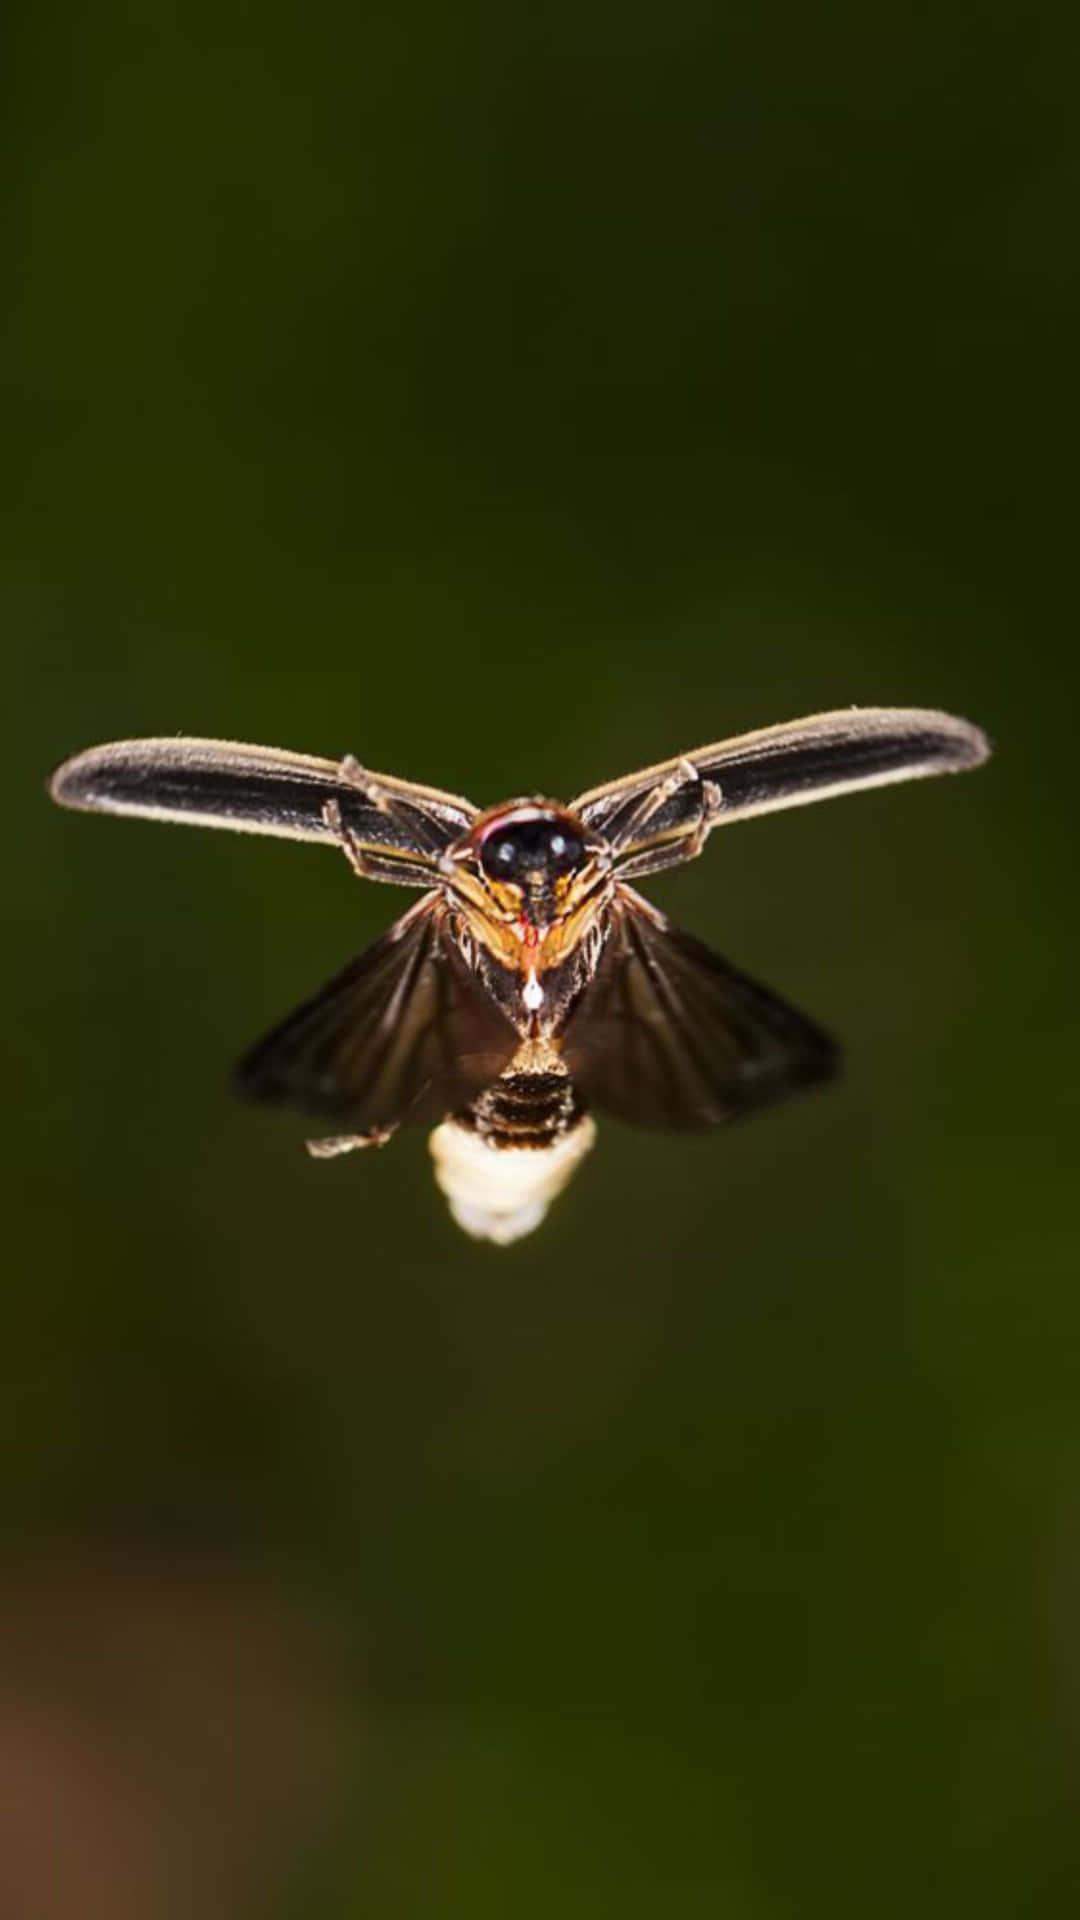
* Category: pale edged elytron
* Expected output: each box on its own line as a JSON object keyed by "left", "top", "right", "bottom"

{"left": 49, "top": 708, "right": 990, "bottom": 1243}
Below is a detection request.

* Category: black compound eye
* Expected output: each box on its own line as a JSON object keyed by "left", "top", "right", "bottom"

{"left": 480, "top": 833, "right": 524, "bottom": 882}
{"left": 546, "top": 827, "right": 582, "bottom": 874}
{"left": 480, "top": 818, "right": 585, "bottom": 884}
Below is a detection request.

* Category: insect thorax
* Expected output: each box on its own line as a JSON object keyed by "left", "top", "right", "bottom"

{"left": 483, "top": 944, "right": 600, "bottom": 1037}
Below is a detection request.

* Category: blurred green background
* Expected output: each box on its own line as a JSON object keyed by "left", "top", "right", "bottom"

{"left": 5, "top": 2, "right": 1079, "bottom": 1914}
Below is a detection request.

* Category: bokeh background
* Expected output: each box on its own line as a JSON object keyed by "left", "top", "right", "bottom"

{"left": 5, "top": 3, "right": 1079, "bottom": 1914}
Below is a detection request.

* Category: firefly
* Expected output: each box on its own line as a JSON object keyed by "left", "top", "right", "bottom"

{"left": 49, "top": 707, "right": 989, "bottom": 1243}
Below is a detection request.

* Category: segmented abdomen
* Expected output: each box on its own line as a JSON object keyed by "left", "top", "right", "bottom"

{"left": 464, "top": 1069, "right": 585, "bottom": 1149}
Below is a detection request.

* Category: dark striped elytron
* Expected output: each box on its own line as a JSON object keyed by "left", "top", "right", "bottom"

{"left": 49, "top": 708, "right": 990, "bottom": 1242}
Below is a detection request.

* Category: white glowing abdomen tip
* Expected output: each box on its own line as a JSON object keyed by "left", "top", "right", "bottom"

{"left": 429, "top": 1115, "right": 597, "bottom": 1245}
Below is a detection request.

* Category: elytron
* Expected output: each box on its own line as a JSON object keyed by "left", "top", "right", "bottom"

{"left": 49, "top": 707, "right": 989, "bottom": 1243}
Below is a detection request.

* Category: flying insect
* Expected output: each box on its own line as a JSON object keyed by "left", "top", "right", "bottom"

{"left": 49, "top": 707, "right": 990, "bottom": 1242}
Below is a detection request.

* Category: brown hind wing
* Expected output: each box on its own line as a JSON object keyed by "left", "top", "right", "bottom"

{"left": 235, "top": 896, "right": 518, "bottom": 1131}
{"left": 562, "top": 890, "right": 839, "bottom": 1129}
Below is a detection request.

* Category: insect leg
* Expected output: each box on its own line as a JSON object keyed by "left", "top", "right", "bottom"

{"left": 338, "top": 754, "right": 449, "bottom": 857}
{"left": 321, "top": 797, "right": 380, "bottom": 879}
{"left": 321, "top": 796, "right": 437, "bottom": 886}
{"left": 306, "top": 1126, "right": 397, "bottom": 1158}
{"left": 607, "top": 757, "right": 696, "bottom": 847}
{"left": 682, "top": 764, "right": 725, "bottom": 858}
{"left": 609, "top": 760, "right": 725, "bottom": 877}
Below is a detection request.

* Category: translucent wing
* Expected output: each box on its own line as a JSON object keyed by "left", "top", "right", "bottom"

{"left": 234, "top": 896, "right": 518, "bottom": 1130}
{"left": 562, "top": 890, "right": 839, "bottom": 1129}
{"left": 572, "top": 707, "right": 990, "bottom": 877}
{"left": 49, "top": 737, "right": 478, "bottom": 883}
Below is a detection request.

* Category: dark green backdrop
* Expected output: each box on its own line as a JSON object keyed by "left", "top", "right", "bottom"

{"left": 6, "top": 4, "right": 1079, "bottom": 1914}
